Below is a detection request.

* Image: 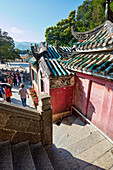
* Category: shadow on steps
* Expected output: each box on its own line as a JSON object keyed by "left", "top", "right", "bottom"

{"left": 56, "top": 147, "right": 105, "bottom": 170}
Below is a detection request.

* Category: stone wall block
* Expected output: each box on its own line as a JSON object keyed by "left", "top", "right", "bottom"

{"left": 4, "top": 116, "right": 31, "bottom": 132}
{"left": 41, "top": 104, "right": 51, "bottom": 111}
{"left": 26, "top": 120, "right": 41, "bottom": 134}
{"left": 0, "top": 112, "right": 10, "bottom": 128}
{"left": 0, "top": 128, "right": 16, "bottom": 142}
{"left": 0, "top": 103, "right": 41, "bottom": 120}
{"left": 38, "top": 93, "right": 52, "bottom": 146}
{"left": 42, "top": 109, "right": 52, "bottom": 146}
{"left": 38, "top": 94, "right": 51, "bottom": 106}
{"left": 38, "top": 94, "right": 51, "bottom": 111}
{"left": 12, "top": 131, "right": 41, "bottom": 144}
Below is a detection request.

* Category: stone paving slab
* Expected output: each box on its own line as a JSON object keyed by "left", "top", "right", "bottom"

{"left": 12, "top": 141, "right": 36, "bottom": 170}
{"left": 67, "top": 131, "right": 105, "bottom": 156}
{"left": 54, "top": 117, "right": 72, "bottom": 145}
{"left": 93, "top": 149, "right": 113, "bottom": 170}
{"left": 59, "top": 124, "right": 96, "bottom": 148}
{"left": 57, "top": 148, "right": 80, "bottom": 170}
{"left": 45, "top": 144, "right": 69, "bottom": 170}
{"left": 31, "top": 142, "right": 54, "bottom": 170}
{"left": 56, "top": 117, "right": 84, "bottom": 147}
{"left": 84, "top": 164, "right": 104, "bottom": 170}
{"left": 53, "top": 123, "right": 59, "bottom": 138}
{"left": 0, "top": 140, "right": 13, "bottom": 170}
{"left": 76, "top": 139, "right": 113, "bottom": 165}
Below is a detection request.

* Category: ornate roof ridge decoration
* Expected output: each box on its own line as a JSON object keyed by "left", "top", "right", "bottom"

{"left": 31, "top": 42, "right": 48, "bottom": 60}
{"left": 55, "top": 40, "right": 75, "bottom": 59}
{"left": 105, "top": 0, "right": 113, "bottom": 22}
{"left": 71, "top": 0, "right": 113, "bottom": 41}
{"left": 71, "top": 23, "right": 105, "bottom": 41}
{"left": 73, "top": 20, "right": 113, "bottom": 53}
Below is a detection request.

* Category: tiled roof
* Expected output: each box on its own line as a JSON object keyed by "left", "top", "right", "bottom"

{"left": 29, "top": 20, "right": 113, "bottom": 80}
{"left": 73, "top": 21, "right": 113, "bottom": 53}
{"left": 44, "top": 46, "right": 73, "bottom": 76}
{"left": 29, "top": 46, "right": 73, "bottom": 77}
{"left": 57, "top": 20, "right": 113, "bottom": 80}
{"left": 60, "top": 51, "right": 113, "bottom": 80}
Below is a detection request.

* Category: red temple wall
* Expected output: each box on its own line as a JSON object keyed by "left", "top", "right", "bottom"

{"left": 73, "top": 72, "right": 113, "bottom": 140}
{"left": 50, "top": 86, "right": 73, "bottom": 115}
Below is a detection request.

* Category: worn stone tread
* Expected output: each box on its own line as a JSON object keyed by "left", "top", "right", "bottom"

{"left": 84, "top": 164, "right": 105, "bottom": 170}
{"left": 12, "top": 141, "right": 36, "bottom": 170}
{"left": 31, "top": 142, "right": 54, "bottom": 170}
{"left": 58, "top": 124, "right": 96, "bottom": 148}
{"left": 93, "top": 148, "right": 113, "bottom": 170}
{"left": 65, "top": 114, "right": 77, "bottom": 124}
{"left": 57, "top": 148, "right": 80, "bottom": 170}
{"left": 45, "top": 144, "right": 69, "bottom": 170}
{"left": 0, "top": 140, "right": 13, "bottom": 170}
{"left": 54, "top": 117, "right": 72, "bottom": 145}
{"left": 56, "top": 117, "right": 85, "bottom": 147}
{"left": 76, "top": 139, "right": 113, "bottom": 165}
{"left": 53, "top": 123, "right": 59, "bottom": 138}
{"left": 67, "top": 131, "right": 105, "bottom": 156}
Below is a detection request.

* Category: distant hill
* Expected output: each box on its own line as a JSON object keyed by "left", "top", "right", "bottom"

{"left": 14, "top": 42, "right": 40, "bottom": 51}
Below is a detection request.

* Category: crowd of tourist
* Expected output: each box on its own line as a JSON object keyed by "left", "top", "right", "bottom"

{"left": 0, "top": 71, "right": 29, "bottom": 107}
{"left": 7, "top": 71, "right": 24, "bottom": 86}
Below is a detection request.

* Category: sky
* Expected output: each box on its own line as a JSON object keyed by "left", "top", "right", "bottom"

{"left": 0, "top": 0, "right": 84, "bottom": 43}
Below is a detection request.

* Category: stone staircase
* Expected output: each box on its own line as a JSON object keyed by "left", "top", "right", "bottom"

{"left": 0, "top": 114, "right": 113, "bottom": 170}
{"left": 53, "top": 114, "right": 113, "bottom": 170}
{"left": 0, "top": 140, "right": 79, "bottom": 170}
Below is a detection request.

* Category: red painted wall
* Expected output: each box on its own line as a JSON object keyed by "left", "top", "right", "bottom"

{"left": 87, "top": 82, "right": 105, "bottom": 126}
{"left": 73, "top": 72, "right": 113, "bottom": 141}
{"left": 50, "top": 86, "right": 73, "bottom": 115}
{"left": 73, "top": 76, "right": 89, "bottom": 115}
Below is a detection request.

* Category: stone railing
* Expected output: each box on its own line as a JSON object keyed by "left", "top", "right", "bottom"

{"left": 0, "top": 93, "right": 52, "bottom": 146}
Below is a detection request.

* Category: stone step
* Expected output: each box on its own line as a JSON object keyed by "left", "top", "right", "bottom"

{"left": 76, "top": 139, "right": 113, "bottom": 169}
{"left": 58, "top": 124, "right": 96, "bottom": 148}
{"left": 53, "top": 117, "right": 72, "bottom": 145}
{"left": 55, "top": 116, "right": 85, "bottom": 147}
{"left": 0, "top": 140, "right": 13, "bottom": 170}
{"left": 53, "top": 115, "right": 76, "bottom": 137}
{"left": 53, "top": 114, "right": 76, "bottom": 140}
{"left": 66, "top": 131, "right": 105, "bottom": 157}
{"left": 92, "top": 147, "right": 113, "bottom": 170}
{"left": 45, "top": 144, "right": 69, "bottom": 170}
{"left": 12, "top": 141, "right": 36, "bottom": 170}
{"left": 57, "top": 148, "right": 80, "bottom": 170}
{"left": 63, "top": 114, "right": 77, "bottom": 124}
{"left": 53, "top": 123, "right": 59, "bottom": 137}
{"left": 31, "top": 142, "right": 54, "bottom": 170}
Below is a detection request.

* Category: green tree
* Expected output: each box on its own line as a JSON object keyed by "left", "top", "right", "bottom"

{"left": 0, "top": 29, "right": 20, "bottom": 63}
{"left": 45, "top": 10, "right": 76, "bottom": 46}
{"left": 45, "top": 0, "right": 113, "bottom": 46}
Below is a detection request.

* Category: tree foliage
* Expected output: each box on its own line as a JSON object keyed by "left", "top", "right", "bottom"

{"left": 0, "top": 29, "right": 20, "bottom": 63}
{"left": 45, "top": 0, "right": 113, "bottom": 46}
{"left": 45, "top": 10, "right": 76, "bottom": 46}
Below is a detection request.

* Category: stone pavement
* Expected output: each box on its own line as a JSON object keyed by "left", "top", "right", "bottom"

{"left": 53, "top": 116, "right": 113, "bottom": 170}
{"left": 11, "top": 82, "right": 35, "bottom": 109}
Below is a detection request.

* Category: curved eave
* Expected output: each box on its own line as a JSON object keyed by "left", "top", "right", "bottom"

{"left": 71, "top": 23, "right": 105, "bottom": 40}
{"left": 66, "top": 66, "right": 113, "bottom": 81}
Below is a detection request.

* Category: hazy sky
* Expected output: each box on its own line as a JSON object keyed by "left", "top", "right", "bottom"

{"left": 0, "top": 0, "right": 84, "bottom": 42}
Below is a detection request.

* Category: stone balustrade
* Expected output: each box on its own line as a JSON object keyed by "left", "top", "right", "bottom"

{"left": 0, "top": 93, "right": 52, "bottom": 146}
